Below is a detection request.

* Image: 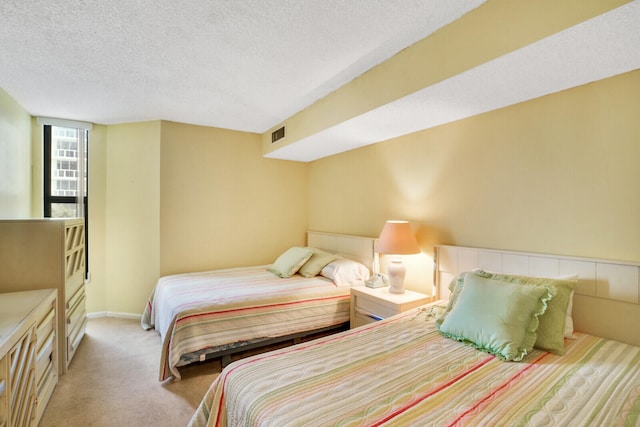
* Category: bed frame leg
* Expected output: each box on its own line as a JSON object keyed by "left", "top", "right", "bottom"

{"left": 221, "top": 354, "right": 231, "bottom": 368}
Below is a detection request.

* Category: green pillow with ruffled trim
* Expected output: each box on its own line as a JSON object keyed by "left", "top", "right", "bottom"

{"left": 472, "top": 269, "right": 576, "bottom": 355}
{"left": 436, "top": 272, "right": 555, "bottom": 361}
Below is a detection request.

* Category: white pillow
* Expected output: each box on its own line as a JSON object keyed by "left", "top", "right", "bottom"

{"left": 320, "top": 258, "right": 370, "bottom": 287}
{"left": 564, "top": 289, "right": 576, "bottom": 338}
{"left": 553, "top": 274, "right": 578, "bottom": 338}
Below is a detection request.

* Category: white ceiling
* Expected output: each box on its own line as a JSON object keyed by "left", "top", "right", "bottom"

{"left": 268, "top": 0, "right": 640, "bottom": 161}
{"left": 1, "top": 1, "right": 639, "bottom": 162}
{"left": 0, "top": 0, "right": 484, "bottom": 131}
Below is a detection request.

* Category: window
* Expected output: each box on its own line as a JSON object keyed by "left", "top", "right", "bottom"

{"left": 44, "top": 124, "right": 89, "bottom": 278}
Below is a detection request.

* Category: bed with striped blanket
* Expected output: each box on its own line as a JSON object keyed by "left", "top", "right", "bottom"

{"left": 141, "top": 265, "right": 351, "bottom": 381}
{"left": 189, "top": 301, "right": 640, "bottom": 427}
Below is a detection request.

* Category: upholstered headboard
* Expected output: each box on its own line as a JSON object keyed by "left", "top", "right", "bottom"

{"left": 434, "top": 245, "right": 640, "bottom": 347}
{"left": 307, "top": 231, "right": 378, "bottom": 273}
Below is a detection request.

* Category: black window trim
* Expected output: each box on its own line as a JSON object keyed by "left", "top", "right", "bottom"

{"left": 43, "top": 124, "right": 90, "bottom": 279}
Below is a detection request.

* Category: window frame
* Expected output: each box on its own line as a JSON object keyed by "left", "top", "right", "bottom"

{"left": 43, "top": 124, "right": 89, "bottom": 279}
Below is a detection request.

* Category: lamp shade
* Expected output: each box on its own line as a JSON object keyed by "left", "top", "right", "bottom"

{"left": 375, "top": 220, "right": 420, "bottom": 255}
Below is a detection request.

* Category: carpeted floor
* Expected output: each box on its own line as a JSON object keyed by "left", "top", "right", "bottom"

{"left": 40, "top": 317, "right": 220, "bottom": 427}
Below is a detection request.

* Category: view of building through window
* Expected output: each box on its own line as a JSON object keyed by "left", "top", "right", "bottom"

{"left": 49, "top": 126, "right": 87, "bottom": 218}
{"left": 43, "top": 123, "right": 90, "bottom": 279}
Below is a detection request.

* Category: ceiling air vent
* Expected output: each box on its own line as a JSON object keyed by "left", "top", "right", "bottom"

{"left": 271, "top": 126, "right": 285, "bottom": 143}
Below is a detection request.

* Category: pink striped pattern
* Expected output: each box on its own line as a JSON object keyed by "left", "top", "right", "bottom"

{"left": 141, "top": 265, "right": 350, "bottom": 381}
{"left": 189, "top": 303, "right": 640, "bottom": 426}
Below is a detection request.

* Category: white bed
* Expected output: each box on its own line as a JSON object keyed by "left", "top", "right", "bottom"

{"left": 142, "top": 231, "right": 377, "bottom": 381}
{"left": 434, "top": 244, "right": 640, "bottom": 348}
{"left": 189, "top": 244, "right": 640, "bottom": 426}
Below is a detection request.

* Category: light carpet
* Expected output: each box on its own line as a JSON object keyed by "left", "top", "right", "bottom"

{"left": 40, "top": 317, "right": 220, "bottom": 426}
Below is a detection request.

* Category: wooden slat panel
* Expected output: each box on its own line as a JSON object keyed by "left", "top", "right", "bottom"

{"left": 457, "top": 248, "right": 479, "bottom": 272}
{"left": 528, "top": 256, "right": 560, "bottom": 278}
{"left": 560, "top": 259, "right": 597, "bottom": 296}
{"left": 307, "top": 231, "right": 377, "bottom": 273}
{"left": 435, "top": 245, "right": 640, "bottom": 346}
{"left": 501, "top": 253, "right": 528, "bottom": 275}
{"left": 477, "top": 250, "right": 501, "bottom": 272}
{"left": 596, "top": 263, "right": 639, "bottom": 304}
{"left": 9, "top": 328, "right": 36, "bottom": 427}
{"left": 437, "top": 246, "right": 458, "bottom": 273}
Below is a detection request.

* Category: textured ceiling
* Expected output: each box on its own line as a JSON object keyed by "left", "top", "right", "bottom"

{"left": 0, "top": 0, "right": 485, "bottom": 132}
{"left": 268, "top": 0, "right": 640, "bottom": 161}
{"left": 1, "top": 1, "right": 638, "bottom": 162}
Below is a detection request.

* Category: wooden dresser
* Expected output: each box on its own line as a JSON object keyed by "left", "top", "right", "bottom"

{"left": 0, "top": 289, "right": 58, "bottom": 426}
{"left": 0, "top": 219, "right": 87, "bottom": 374}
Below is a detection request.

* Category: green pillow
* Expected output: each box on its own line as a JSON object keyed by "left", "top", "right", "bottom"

{"left": 436, "top": 273, "right": 555, "bottom": 361}
{"left": 472, "top": 269, "right": 576, "bottom": 355}
{"left": 267, "top": 247, "right": 314, "bottom": 278}
{"left": 298, "top": 248, "right": 337, "bottom": 278}
{"left": 443, "top": 273, "right": 465, "bottom": 314}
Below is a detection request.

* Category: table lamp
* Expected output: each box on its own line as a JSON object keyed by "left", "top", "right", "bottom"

{"left": 375, "top": 220, "right": 420, "bottom": 294}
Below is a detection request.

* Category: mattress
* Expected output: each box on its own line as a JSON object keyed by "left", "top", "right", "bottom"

{"left": 189, "top": 302, "right": 640, "bottom": 426}
{"left": 141, "top": 265, "right": 350, "bottom": 381}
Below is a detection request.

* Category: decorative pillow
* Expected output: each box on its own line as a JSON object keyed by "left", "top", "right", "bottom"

{"left": 267, "top": 247, "right": 314, "bottom": 278}
{"left": 472, "top": 269, "right": 577, "bottom": 355}
{"left": 436, "top": 273, "right": 555, "bottom": 361}
{"left": 564, "top": 290, "right": 575, "bottom": 338}
{"left": 550, "top": 274, "right": 578, "bottom": 339}
{"left": 298, "top": 248, "right": 338, "bottom": 278}
{"left": 320, "top": 258, "right": 370, "bottom": 287}
{"left": 443, "top": 273, "right": 465, "bottom": 313}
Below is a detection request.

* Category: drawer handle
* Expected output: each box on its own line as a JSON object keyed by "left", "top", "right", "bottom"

{"left": 355, "top": 307, "right": 384, "bottom": 321}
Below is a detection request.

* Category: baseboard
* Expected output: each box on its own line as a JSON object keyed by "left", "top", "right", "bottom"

{"left": 87, "top": 311, "right": 142, "bottom": 320}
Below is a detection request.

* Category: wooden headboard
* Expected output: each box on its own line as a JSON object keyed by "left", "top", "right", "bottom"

{"left": 434, "top": 245, "right": 640, "bottom": 347}
{"left": 307, "top": 231, "right": 378, "bottom": 273}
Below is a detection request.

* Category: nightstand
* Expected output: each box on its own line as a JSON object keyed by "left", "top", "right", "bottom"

{"left": 350, "top": 286, "right": 432, "bottom": 328}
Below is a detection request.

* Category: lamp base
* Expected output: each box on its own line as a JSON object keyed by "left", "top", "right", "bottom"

{"left": 387, "top": 258, "right": 406, "bottom": 294}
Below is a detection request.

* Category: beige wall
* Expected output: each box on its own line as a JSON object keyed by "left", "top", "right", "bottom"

{"left": 88, "top": 120, "right": 309, "bottom": 315}
{"left": 0, "top": 88, "right": 31, "bottom": 218}
{"left": 2, "top": 0, "right": 638, "bottom": 315}
{"left": 309, "top": 70, "right": 640, "bottom": 294}
{"left": 4, "top": 69, "right": 639, "bottom": 311}
{"left": 102, "top": 121, "right": 161, "bottom": 315}
{"left": 85, "top": 124, "right": 107, "bottom": 314}
{"left": 263, "top": 0, "right": 630, "bottom": 153}
{"left": 159, "top": 121, "right": 309, "bottom": 276}
{"left": 0, "top": 104, "right": 309, "bottom": 315}
{"left": 29, "top": 118, "right": 43, "bottom": 217}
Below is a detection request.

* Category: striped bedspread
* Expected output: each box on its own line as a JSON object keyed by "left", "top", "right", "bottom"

{"left": 141, "top": 265, "right": 350, "bottom": 381}
{"left": 189, "top": 303, "right": 640, "bottom": 426}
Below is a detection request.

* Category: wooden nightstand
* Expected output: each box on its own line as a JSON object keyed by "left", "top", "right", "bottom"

{"left": 350, "top": 286, "right": 432, "bottom": 328}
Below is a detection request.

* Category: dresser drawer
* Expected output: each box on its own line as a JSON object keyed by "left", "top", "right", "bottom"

{"left": 36, "top": 330, "right": 55, "bottom": 381}
{"left": 67, "top": 316, "right": 87, "bottom": 365}
{"left": 65, "top": 283, "right": 85, "bottom": 312}
{"left": 35, "top": 296, "right": 57, "bottom": 393}
{"left": 67, "top": 298, "right": 87, "bottom": 365}
{"left": 35, "top": 360, "right": 57, "bottom": 423}
{"left": 66, "top": 289, "right": 85, "bottom": 331}
{"left": 36, "top": 305, "right": 56, "bottom": 349}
